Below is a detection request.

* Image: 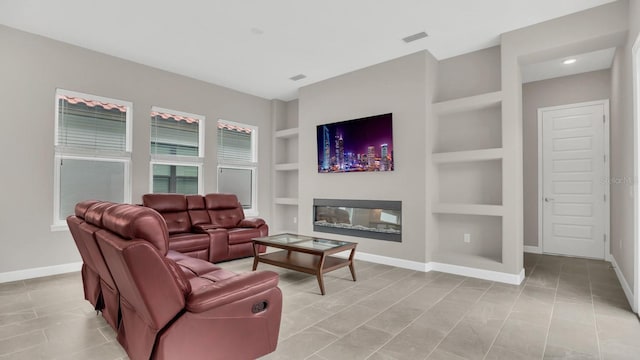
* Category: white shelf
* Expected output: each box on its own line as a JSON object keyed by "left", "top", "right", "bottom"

{"left": 432, "top": 203, "right": 503, "bottom": 216}
{"left": 433, "top": 148, "right": 503, "bottom": 164}
{"left": 274, "top": 163, "right": 299, "bottom": 171}
{"left": 274, "top": 197, "right": 298, "bottom": 205}
{"left": 275, "top": 128, "right": 299, "bottom": 139}
{"left": 433, "top": 91, "right": 502, "bottom": 115}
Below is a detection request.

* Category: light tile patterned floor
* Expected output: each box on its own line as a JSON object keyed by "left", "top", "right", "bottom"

{"left": 1, "top": 254, "right": 639, "bottom": 359}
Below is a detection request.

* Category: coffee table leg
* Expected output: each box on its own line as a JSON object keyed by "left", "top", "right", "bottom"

{"left": 317, "top": 254, "right": 327, "bottom": 295}
{"left": 348, "top": 248, "right": 357, "bottom": 281}
{"left": 252, "top": 242, "right": 259, "bottom": 271}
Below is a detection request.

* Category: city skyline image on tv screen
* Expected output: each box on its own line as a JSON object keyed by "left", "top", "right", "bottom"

{"left": 316, "top": 113, "right": 393, "bottom": 173}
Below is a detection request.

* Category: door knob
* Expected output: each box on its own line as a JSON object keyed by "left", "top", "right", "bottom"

{"left": 544, "top": 197, "right": 555, "bottom": 202}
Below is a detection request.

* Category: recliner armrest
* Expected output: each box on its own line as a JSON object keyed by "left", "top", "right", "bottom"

{"left": 238, "top": 218, "right": 266, "bottom": 228}
{"left": 186, "top": 271, "right": 279, "bottom": 312}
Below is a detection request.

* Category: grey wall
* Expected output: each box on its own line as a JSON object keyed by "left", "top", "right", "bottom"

{"left": 610, "top": 0, "right": 640, "bottom": 290}
{"left": 0, "top": 25, "right": 273, "bottom": 274}
{"left": 523, "top": 70, "right": 612, "bottom": 248}
{"left": 298, "top": 51, "right": 438, "bottom": 263}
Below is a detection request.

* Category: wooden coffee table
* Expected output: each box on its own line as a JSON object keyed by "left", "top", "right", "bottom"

{"left": 252, "top": 233, "right": 357, "bottom": 295}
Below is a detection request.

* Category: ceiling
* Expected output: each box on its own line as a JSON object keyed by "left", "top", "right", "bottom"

{"left": 521, "top": 48, "right": 617, "bottom": 83}
{"left": 0, "top": 0, "right": 617, "bottom": 100}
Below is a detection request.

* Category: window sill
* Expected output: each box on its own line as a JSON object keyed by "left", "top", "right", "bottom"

{"left": 50, "top": 223, "right": 69, "bottom": 232}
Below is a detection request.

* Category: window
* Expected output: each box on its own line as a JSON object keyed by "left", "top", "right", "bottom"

{"left": 217, "top": 120, "right": 258, "bottom": 215}
{"left": 150, "top": 107, "right": 204, "bottom": 194}
{"left": 53, "top": 89, "right": 132, "bottom": 229}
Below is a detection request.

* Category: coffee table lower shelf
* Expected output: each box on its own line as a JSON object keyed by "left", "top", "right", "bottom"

{"left": 253, "top": 250, "right": 356, "bottom": 295}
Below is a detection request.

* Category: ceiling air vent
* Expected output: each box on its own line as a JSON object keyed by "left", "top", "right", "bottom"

{"left": 402, "top": 32, "right": 428, "bottom": 43}
{"left": 289, "top": 74, "right": 306, "bottom": 81}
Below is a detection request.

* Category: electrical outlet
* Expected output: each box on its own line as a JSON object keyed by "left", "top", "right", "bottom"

{"left": 293, "top": 216, "right": 297, "bottom": 224}
{"left": 464, "top": 233, "right": 471, "bottom": 244}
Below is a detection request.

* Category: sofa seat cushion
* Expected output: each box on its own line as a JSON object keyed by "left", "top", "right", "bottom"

{"left": 168, "top": 233, "right": 210, "bottom": 253}
{"left": 227, "top": 228, "right": 263, "bottom": 245}
{"left": 167, "top": 253, "right": 221, "bottom": 278}
{"left": 188, "top": 269, "right": 238, "bottom": 291}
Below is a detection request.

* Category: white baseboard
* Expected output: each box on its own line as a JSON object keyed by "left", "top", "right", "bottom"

{"left": 524, "top": 245, "right": 542, "bottom": 254}
{"left": 610, "top": 255, "right": 635, "bottom": 311}
{"left": 338, "top": 251, "right": 524, "bottom": 285}
{"left": 0, "top": 262, "right": 82, "bottom": 284}
{"left": 346, "top": 251, "right": 429, "bottom": 272}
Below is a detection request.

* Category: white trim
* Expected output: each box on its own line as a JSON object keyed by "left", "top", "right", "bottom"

{"left": 429, "top": 261, "right": 525, "bottom": 285}
{"left": 537, "top": 100, "right": 610, "bottom": 260}
{"left": 632, "top": 32, "right": 640, "bottom": 314}
{"left": 0, "top": 262, "right": 82, "bottom": 284}
{"left": 334, "top": 251, "right": 524, "bottom": 285}
{"left": 611, "top": 255, "right": 635, "bottom": 312}
{"left": 524, "top": 245, "right": 542, "bottom": 254}
{"left": 350, "top": 251, "right": 429, "bottom": 272}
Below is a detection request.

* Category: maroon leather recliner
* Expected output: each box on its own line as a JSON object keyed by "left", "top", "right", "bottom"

{"left": 93, "top": 203, "right": 282, "bottom": 360}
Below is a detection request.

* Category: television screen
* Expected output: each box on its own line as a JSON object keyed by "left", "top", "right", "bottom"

{"left": 317, "top": 113, "right": 393, "bottom": 173}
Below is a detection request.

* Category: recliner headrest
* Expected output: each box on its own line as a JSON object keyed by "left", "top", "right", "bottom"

{"left": 102, "top": 204, "right": 170, "bottom": 255}
{"left": 186, "top": 195, "right": 205, "bottom": 210}
{"left": 85, "top": 201, "right": 116, "bottom": 227}
{"left": 142, "top": 194, "right": 187, "bottom": 212}
{"left": 205, "top": 193, "right": 241, "bottom": 210}
{"left": 74, "top": 200, "right": 101, "bottom": 219}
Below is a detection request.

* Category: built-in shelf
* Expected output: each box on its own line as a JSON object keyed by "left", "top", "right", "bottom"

{"left": 274, "top": 163, "right": 299, "bottom": 171}
{"left": 275, "top": 127, "right": 299, "bottom": 139}
{"left": 274, "top": 197, "right": 298, "bottom": 205}
{"left": 433, "top": 91, "right": 502, "bottom": 115}
{"left": 432, "top": 203, "right": 503, "bottom": 217}
{"left": 433, "top": 148, "right": 503, "bottom": 164}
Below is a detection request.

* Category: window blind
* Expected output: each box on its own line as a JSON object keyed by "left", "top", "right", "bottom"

{"left": 150, "top": 113, "right": 199, "bottom": 156}
{"left": 57, "top": 98, "right": 127, "bottom": 153}
{"left": 217, "top": 125, "right": 253, "bottom": 163}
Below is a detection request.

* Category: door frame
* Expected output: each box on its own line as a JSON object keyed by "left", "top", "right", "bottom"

{"left": 537, "top": 99, "right": 610, "bottom": 260}
{"left": 632, "top": 33, "right": 640, "bottom": 313}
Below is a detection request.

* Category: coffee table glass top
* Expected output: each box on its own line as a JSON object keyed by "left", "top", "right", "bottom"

{"left": 253, "top": 233, "right": 354, "bottom": 250}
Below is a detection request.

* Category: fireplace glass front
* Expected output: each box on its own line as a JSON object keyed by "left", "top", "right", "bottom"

{"left": 313, "top": 199, "right": 401, "bottom": 242}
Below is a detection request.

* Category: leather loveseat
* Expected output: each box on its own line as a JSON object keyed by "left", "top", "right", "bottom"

{"left": 141, "top": 193, "right": 268, "bottom": 263}
{"left": 67, "top": 201, "right": 282, "bottom": 360}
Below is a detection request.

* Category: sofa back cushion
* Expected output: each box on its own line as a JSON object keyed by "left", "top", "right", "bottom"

{"left": 186, "top": 195, "right": 210, "bottom": 226}
{"left": 205, "top": 194, "right": 244, "bottom": 228}
{"left": 142, "top": 194, "right": 191, "bottom": 234}
{"left": 102, "top": 204, "right": 170, "bottom": 256}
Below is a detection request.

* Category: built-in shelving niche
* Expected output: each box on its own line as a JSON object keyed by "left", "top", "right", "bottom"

{"left": 434, "top": 102, "right": 502, "bottom": 153}
{"left": 437, "top": 159, "right": 502, "bottom": 205}
{"left": 434, "top": 214, "right": 503, "bottom": 266}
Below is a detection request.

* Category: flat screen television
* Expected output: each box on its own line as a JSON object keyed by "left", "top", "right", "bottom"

{"left": 317, "top": 113, "right": 393, "bottom": 173}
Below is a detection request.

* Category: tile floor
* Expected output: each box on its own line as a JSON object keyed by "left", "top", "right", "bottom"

{"left": 1, "top": 253, "right": 639, "bottom": 359}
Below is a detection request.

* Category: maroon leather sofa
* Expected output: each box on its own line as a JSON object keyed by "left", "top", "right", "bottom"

{"left": 142, "top": 193, "right": 268, "bottom": 263}
{"left": 68, "top": 201, "right": 282, "bottom": 360}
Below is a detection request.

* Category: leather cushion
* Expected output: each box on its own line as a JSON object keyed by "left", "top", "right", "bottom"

{"left": 204, "top": 193, "right": 241, "bottom": 210}
{"left": 74, "top": 200, "right": 100, "bottom": 218}
{"left": 142, "top": 194, "right": 187, "bottom": 212}
{"left": 101, "top": 204, "right": 170, "bottom": 255}
{"left": 84, "top": 201, "right": 116, "bottom": 227}
{"left": 227, "top": 228, "right": 263, "bottom": 245}
{"left": 168, "top": 233, "right": 210, "bottom": 252}
{"left": 208, "top": 208, "right": 243, "bottom": 229}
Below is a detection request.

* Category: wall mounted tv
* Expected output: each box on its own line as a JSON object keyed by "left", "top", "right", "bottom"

{"left": 317, "top": 113, "right": 393, "bottom": 173}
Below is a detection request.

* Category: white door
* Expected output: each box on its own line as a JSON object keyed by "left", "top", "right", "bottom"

{"left": 540, "top": 101, "right": 609, "bottom": 259}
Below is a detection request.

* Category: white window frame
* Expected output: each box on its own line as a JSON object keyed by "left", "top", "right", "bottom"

{"left": 52, "top": 89, "right": 133, "bottom": 231}
{"left": 149, "top": 106, "right": 205, "bottom": 194}
{"left": 217, "top": 119, "right": 258, "bottom": 216}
